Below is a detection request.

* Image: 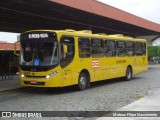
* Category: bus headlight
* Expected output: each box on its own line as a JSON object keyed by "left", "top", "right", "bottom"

{"left": 21, "top": 74, "right": 26, "bottom": 78}
{"left": 46, "top": 71, "right": 58, "bottom": 79}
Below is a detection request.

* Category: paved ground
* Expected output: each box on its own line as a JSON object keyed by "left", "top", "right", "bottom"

{"left": 0, "top": 75, "right": 20, "bottom": 92}
{"left": 97, "top": 88, "right": 160, "bottom": 120}
{"left": 0, "top": 65, "right": 160, "bottom": 120}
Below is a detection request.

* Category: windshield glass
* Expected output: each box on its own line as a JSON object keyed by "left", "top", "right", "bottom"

{"left": 20, "top": 36, "right": 58, "bottom": 67}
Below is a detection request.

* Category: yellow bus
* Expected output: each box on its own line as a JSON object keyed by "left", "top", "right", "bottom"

{"left": 17, "top": 30, "right": 148, "bottom": 90}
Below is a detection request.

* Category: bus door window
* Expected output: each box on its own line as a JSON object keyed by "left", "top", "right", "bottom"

{"left": 60, "top": 37, "right": 75, "bottom": 68}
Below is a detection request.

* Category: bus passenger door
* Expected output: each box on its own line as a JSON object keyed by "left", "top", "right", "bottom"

{"left": 60, "top": 36, "right": 75, "bottom": 87}
{"left": 62, "top": 69, "right": 72, "bottom": 86}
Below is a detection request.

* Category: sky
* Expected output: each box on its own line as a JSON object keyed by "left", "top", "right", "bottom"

{"left": 98, "top": 0, "right": 160, "bottom": 24}
{"left": 0, "top": 0, "right": 160, "bottom": 43}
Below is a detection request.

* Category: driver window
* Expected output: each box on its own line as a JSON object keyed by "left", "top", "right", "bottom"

{"left": 60, "top": 36, "right": 75, "bottom": 68}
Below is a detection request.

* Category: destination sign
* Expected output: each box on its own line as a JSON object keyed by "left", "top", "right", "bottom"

{"left": 20, "top": 32, "right": 57, "bottom": 40}
{"left": 28, "top": 33, "right": 48, "bottom": 39}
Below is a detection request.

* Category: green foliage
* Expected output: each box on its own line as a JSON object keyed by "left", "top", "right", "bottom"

{"left": 157, "top": 46, "right": 160, "bottom": 56}
{"left": 148, "top": 46, "right": 160, "bottom": 57}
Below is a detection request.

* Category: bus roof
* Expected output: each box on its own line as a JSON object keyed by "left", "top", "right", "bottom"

{"left": 56, "top": 29, "right": 146, "bottom": 42}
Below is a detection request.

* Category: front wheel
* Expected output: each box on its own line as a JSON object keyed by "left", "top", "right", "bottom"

{"left": 78, "top": 73, "right": 88, "bottom": 91}
{"left": 125, "top": 67, "right": 132, "bottom": 81}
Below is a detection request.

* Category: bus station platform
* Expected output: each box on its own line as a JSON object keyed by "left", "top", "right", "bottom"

{"left": 0, "top": 74, "right": 21, "bottom": 92}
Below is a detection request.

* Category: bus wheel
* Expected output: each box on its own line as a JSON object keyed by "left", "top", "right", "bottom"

{"left": 125, "top": 66, "right": 132, "bottom": 81}
{"left": 78, "top": 72, "right": 88, "bottom": 91}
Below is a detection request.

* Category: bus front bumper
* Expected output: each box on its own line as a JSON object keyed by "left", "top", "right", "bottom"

{"left": 20, "top": 76, "right": 61, "bottom": 87}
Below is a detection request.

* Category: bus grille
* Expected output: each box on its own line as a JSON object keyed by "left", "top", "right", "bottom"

{"left": 25, "top": 76, "right": 46, "bottom": 79}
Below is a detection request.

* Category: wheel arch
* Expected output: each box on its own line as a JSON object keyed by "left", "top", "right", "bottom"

{"left": 127, "top": 65, "right": 133, "bottom": 72}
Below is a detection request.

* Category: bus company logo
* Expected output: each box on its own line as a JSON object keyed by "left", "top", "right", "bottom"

{"left": 28, "top": 33, "right": 48, "bottom": 39}
{"left": 2, "top": 112, "right": 11, "bottom": 117}
{"left": 92, "top": 60, "right": 99, "bottom": 68}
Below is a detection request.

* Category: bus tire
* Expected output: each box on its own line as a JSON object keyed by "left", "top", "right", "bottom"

{"left": 78, "top": 72, "right": 88, "bottom": 91}
{"left": 125, "top": 66, "right": 132, "bottom": 81}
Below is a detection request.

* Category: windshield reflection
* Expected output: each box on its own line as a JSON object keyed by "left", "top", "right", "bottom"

{"left": 20, "top": 39, "right": 58, "bottom": 66}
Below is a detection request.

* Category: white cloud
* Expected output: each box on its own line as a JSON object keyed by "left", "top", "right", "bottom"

{"left": 97, "top": 0, "right": 160, "bottom": 24}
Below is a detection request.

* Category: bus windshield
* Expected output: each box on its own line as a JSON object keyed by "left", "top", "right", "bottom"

{"left": 20, "top": 38, "right": 58, "bottom": 67}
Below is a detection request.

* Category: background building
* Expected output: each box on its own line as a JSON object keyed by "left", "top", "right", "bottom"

{"left": 0, "top": 43, "right": 19, "bottom": 74}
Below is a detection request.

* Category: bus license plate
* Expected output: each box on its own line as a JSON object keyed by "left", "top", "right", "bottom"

{"left": 30, "top": 80, "right": 37, "bottom": 84}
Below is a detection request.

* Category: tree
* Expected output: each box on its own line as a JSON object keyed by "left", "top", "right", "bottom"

{"left": 157, "top": 46, "right": 160, "bottom": 57}
{"left": 148, "top": 46, "right": 158, "bottom": 57}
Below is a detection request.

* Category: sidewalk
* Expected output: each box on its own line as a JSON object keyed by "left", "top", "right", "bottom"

{"left": 97, "top": 89, "right": 160, "bottom": 120}
{"left": 0, "top": 75, "right": 21, "bottom": 92}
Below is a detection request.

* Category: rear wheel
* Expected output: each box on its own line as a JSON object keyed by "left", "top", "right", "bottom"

{"left": 78, "top": 72, "right": 88, "bottom": 91}
{"left": 125, "top": 67, "right": 132, "bottom": 81}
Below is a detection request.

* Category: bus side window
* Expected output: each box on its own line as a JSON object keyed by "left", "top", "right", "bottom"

{"left": 117, "top": 41, "right": 126, "bottom": 56}
{"left": 91, "top": 38, "right": 104, "bottom": 57}
{"left": 78, "top": 37, "right": 90, "bottom": 58}
{"left": 126, "top": 42, "right": 135, "bottom": 56}
{"left": 105, "top": 40, "right": 116, "bottom": 57}
{"left": 135, "top": 42, "right": 143, "bottom": 56}
{"left": 60, "top": 36, "right": 75, "bottom": 68}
